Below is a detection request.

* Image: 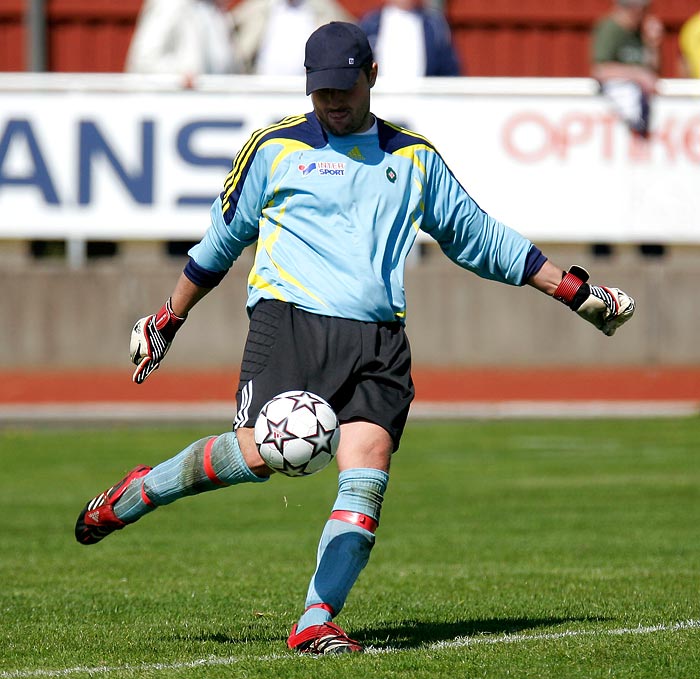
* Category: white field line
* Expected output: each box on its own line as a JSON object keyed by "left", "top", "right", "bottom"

{"left": 425, "top": 618, "right": 700, "bottom": 650}
{"left": 1, "top": 619, "right": 698, "bottom": 678}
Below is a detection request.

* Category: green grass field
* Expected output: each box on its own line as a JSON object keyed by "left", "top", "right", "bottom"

{"left": 1, "top": 417, "right": 699, "bottom": 678}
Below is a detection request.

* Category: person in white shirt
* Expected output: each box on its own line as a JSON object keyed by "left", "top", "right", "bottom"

{"left": 359, "top": 0, "right": 460, "bottom": 78}
{"left": 125, "top": 0, "right": 240, "bottom": 80}
{"left": 230, "top": 0, "right": 352, "bottom": 75}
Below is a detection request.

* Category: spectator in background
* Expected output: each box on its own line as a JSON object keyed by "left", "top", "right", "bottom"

{"left": 230, "top": 0, "right": 352, "bottom": 75}
{"left": 125, "top": 0, "right": 240, "bottom": 79}
{"left": 359, "top": 0, "right": 460, "bottom": 78}
{"left": 591, "top": 0, "right": 663, "bottom": 138}
{"left": 678, "top": 10, "right": 700, "bottom": 77}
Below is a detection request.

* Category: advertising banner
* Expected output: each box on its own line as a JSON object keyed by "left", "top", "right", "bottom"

{"left": 0, "top": 75, "right": 698, "bottom": 243}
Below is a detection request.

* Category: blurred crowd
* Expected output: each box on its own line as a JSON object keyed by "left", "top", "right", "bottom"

{"left": 123, "top": 0, "right": 700, "bottom": 137}
{"left": 124, "top": 0, "right": 461, "bottom": 80}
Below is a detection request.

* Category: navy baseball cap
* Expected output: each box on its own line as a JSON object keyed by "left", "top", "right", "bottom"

{"left": 304, "top": 22, "right": 373, "bottom": 95}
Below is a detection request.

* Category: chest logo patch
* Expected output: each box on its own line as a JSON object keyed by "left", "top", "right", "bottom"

{"left": 298, "top": 162, "right": 317, "bottom": 176}
{"left": 299, "top": 161, "right": 346, "bottom": 177}
{"left": 386, "top": 167, "right": 397, "bottom": 183}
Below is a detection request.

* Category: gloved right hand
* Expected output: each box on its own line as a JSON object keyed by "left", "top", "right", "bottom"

{"left": 130, "top": 298, "right": 186, "bottom": 384}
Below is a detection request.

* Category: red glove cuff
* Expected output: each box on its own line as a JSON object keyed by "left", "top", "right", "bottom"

{"left": 154, "top": 298, "right": 186, "bottom": 336}
{"left": 554, "top": 271, "right": 585, "bottom": 306}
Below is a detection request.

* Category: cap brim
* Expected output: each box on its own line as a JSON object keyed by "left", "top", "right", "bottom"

{"left": 306, "top": 68, "right": 361, "bottom": 95}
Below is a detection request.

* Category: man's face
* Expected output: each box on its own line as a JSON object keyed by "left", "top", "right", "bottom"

{"left": 310, "top": 64, "right": 378, "bottom": 136}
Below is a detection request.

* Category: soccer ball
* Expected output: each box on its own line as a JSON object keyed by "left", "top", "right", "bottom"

{"left": 254, "top": 390, "right": 340, "bottom": 477}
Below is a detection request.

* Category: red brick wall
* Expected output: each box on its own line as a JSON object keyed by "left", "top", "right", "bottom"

{"left": 447, "top": 0, "right": 694, "bottom": 77}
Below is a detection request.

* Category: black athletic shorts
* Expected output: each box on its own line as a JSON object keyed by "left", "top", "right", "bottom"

{"left": 234, "top": 299, "right": 414, "bottom": 450}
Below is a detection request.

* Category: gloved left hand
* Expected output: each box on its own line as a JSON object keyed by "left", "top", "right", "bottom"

{"left": 554, "top": 266, "right": 635, "bottom": 337}
{"left": 130, "top": 298, "right": 187, "bottom": 384}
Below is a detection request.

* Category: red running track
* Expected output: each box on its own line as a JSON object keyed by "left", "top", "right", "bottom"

{"left": 1, "top": 367, "right": 699, "bottom": 404}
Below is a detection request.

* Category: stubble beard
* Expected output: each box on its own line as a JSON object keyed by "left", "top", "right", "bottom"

{"left": 321, "top": 103, "right": 371, "bottom": 136}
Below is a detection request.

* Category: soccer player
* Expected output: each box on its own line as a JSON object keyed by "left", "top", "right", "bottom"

{"left": 75, "top": 22, "right": 635, "bottom": 655}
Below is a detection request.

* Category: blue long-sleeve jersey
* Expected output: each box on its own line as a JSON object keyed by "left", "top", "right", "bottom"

{"left": 186, "top": 111, "right": 544, "bottom": 323}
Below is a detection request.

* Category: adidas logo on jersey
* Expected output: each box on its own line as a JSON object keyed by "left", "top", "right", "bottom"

{"left": 347, "top": 146, "right": 365, "bottom": 161}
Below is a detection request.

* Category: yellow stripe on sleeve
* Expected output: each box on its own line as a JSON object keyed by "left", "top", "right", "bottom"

{"left": 221, "top": 115, "right": 307, "bottom": 215}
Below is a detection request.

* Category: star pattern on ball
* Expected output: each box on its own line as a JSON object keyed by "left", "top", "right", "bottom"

{"left": 288, "top": 391, "right": 324, "bottom": 415}
{"left": 282, "top": 458, "right": 312, "bottom": 476}
{"left": 259, "top": 416, "right": 297, "bottom": 454}
{"left": 303, "top": 420, "right": 337, "bottom": 457}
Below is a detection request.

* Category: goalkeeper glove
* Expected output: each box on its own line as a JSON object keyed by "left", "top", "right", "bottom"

{"left": 554, "top": 265, "right": 635, "bottom": 336}
{"left": 130, "top": 298, "right": 187, "bottom": 384}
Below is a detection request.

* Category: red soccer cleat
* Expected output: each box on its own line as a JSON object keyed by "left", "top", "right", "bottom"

{"left": 287, "top": 621, "right": 363, "bottom": 655}
{"left": 74, "top": 465, "right": 151, "bottom": 545}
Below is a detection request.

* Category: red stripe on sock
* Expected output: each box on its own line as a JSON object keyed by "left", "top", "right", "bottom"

{"left": 305, "top": 602, "right": 335, "bottom": 616}
{"left": 203, "top": 436, "right": 228, "bottom": 486}
{"left": 140, "top": 481, "right": 155, "bottom": 507}
{"left": 329, "top": 510, "right": 378, "bottom": 533}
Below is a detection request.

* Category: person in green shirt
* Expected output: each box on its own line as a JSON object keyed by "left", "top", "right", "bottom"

{"left": 591, "top": 0, "right": 664, "bottom": 137}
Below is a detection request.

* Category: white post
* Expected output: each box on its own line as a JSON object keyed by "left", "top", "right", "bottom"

{"left": 67, "top": 238, "right": 87, "bottom": 270}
